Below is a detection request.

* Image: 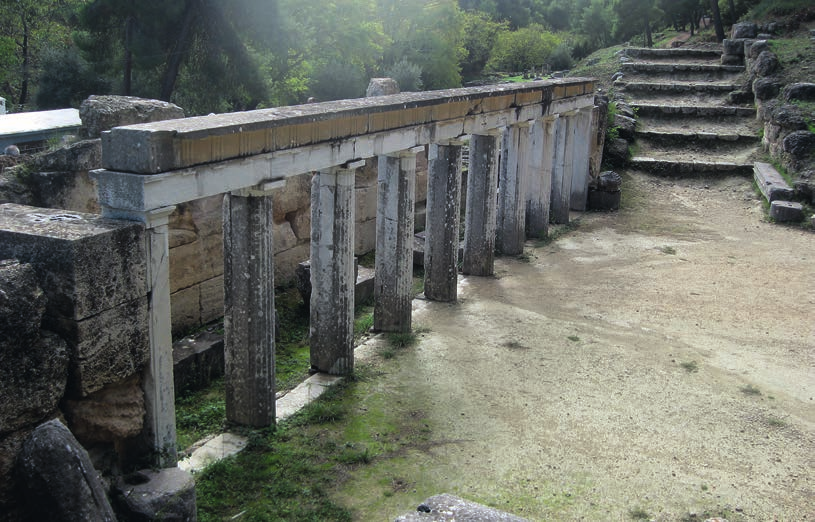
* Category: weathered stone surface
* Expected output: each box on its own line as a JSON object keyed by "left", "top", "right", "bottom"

{"left": 754, "top": 162, "right": 794, "bottom": 202}
{"left": 722, "top": 38, "right": 746, "bottom": 56}
{"left": 17, "top": 419, "right": 117, "bottom": 521}
{"left": 783, "top": 131, "right": 815, "bottom": 159}
{"left": 114, "top": 467, "right": 196, "bottom": 522}
{"left": 271, "top": 172, "right": 311, "bottom": 222}
{"left": 79, "top": 95, "right": 184, "bottom": 139}
{"left": 783, "top": 83, "right": 815, "bottom": 102}
{"left": 721, "top": 54, "right": 744, "bottom": 66}
{"left": 605, "top": 138, "right": 629, "bottom": 166}
{"left": 395, "top": 494, "right": 529, "bottom": 521}
{"left": 355, "top": 218, "right": 377, "bottom": 254}
{"left": 771, "top": 104, "right": 808, "bottom": 132}
{"left": 0, "top": 203, "right": 147, "bottom": 321}
{"left": 770, "top": 200, "right": 804, "bottom": 222}
{"left": 26, "top": 170, "right": 100, "bottom": 214}
{"left": 31, "top": 139, "right": 102, "bottom": 172}
{"left": 366, "top": 78, "right": 400, "bottom": 97}
{"left": 199, "top": 275, "right": 224, "bottom": 325}
{"left": 274, "top": 243, "right": 310, "bottom": 286}
{"left": 596, "top": 171, "right": 623, "bottom": 192}
{"left": 169, "top": 235, "right": 223, "bottom": 294}
{"left": 0, "top": 259, "right": 44, "bottom": 350}
{"left": 356, "top": 184, "right": 379, "bottom": 222}
{"left": 747, "top": 40, "right": 769, "bottom": 60}
{"left": 587, "top": 188, "right": 621, "bottom": 211}
{"left": 288, "top": 207, "right": 311, "bottom": 240}
{"left": 1, "top": 330, "right": 68, "bottom": 435}
{"left": 273, "top": 220, "right": 298, "bottom": 253}
{"left": 62, "top": 374, "right": 145, "bottom": 444}
{"left": 613, "top": 113, "right": 636, "bottom": 140}
{"left": 793, "top": 178, "right": 814, "bottom": 205}
{"left": 751, "top": 51, "right": 779, "bottom": 77}
{"left": 732, "top": 22, "right": 758, "bottom": 39}
{"left": 0, "top": 428, "right": 31, "bottom": 510}
{"left": 171, "top": 285, "right": 201, "bottom": 336}
{"left": 173, "top": 331, "right": 224, "bottom": 395}
{"left": 753, "top": 78, "right": 781, "bottom": 100}
{"left": 726, "top": 90, "right": 753, "bottom": 104}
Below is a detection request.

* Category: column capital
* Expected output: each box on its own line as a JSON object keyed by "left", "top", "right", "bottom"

{"left": 435, "top": 137, "right": 466, "bottom": 146}
{"left": 102, "top": 205, "right": 177, "bottom": 228}
{"left": 386, "top": 145, "right": 425, "bottom": 159}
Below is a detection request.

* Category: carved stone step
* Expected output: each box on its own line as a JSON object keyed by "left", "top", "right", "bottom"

{"left": 633, "top": 103, "right": 756, "bottom": 118}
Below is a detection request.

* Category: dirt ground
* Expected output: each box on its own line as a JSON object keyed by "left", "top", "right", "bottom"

{"left": 335, "top": 171, "right": 814, "bottom": 521}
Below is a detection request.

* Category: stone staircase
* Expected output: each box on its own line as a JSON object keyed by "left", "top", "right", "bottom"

{"left": 614, "top": 46, "right": 760, "bottom": 176}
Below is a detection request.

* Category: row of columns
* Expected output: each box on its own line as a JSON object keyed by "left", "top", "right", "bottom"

{"left": 126, "top": 105, "right": 596, "bottom": 466}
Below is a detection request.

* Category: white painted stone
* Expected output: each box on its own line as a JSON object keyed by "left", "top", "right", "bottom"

{"left": 276, "top": 373, "right": 343, "bottom": 422}
{"left": 178, "top": 433, "right": 248, "bottom": 473}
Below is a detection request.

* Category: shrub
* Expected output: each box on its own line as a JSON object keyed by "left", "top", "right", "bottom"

{"left": 309, "top": 61, "right": 366, "bottom": 102}
{"left": 486, "top": 24, "right": 561, "bottom": 73}
{"left": 384, "top": 58, "right": 423, "bottom": 92}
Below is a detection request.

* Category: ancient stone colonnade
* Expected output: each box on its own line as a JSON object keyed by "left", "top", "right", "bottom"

{"left": 92, "top": 79, "right": 597, "bottom": 466}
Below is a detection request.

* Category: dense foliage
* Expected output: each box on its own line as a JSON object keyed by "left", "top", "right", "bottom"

{"left": 0, "top": 0, "right": 777, "bottom": 115}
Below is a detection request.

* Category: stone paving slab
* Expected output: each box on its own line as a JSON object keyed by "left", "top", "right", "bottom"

{"left": 395, "top": 494, "right": 529, "bottom": 522}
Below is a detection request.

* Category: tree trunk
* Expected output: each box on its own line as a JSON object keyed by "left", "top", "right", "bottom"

{"left": 18, "top": 15, "right": 30, "bottom": 107}
{"left": 727, "top": 0, "right": 737, "bottom": 26}
{"left": 710, "top": 0, "right": 725, "bottom": 42}
{"left": 124, "top": 15, "right": 134, "bottom": 96}
{"left": 644, "top": 9, "right": 653, "bottom": 47}
{"left": 160, "top": 0, "right": 198, "bottom": 101}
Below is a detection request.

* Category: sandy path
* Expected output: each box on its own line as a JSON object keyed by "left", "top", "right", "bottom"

{"left": 336, "top": 171, "right": 814, "bottom": 521}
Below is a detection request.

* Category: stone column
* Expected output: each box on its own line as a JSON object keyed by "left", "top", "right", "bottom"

{"left": 551, "top": 111, "right": 575, "bottom": 225}
{"left": 115, "top": 206, "right": 177, "bottom": 467}
{"left": 462, "top": 131, "right": 501, "bottom": 276}
{"left": 526, "top": 117, "right": 554, "bottom": 239}
{"left": 497, "top": 122, "right": 532, "bottom": 255}
{"left": 569, "top": 107, "right": 594, "bottom": 211}
{"left": 223, "top": 186, "right": 277, "bottom": 427}
{"left": 424, "top": 140, "right": 463, "bottom": 302}
{"left": 310, "top": 162, "right": 361, "bottom": 375}
{"left": 374, "top": 147, "right": 422, "bottom": 333}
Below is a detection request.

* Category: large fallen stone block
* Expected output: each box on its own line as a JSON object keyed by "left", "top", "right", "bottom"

{"left": 62, "top": 374, "right": 145, "bottom": 445}
{"left": 770, "top": 201, "right": 804, "bottom": 222}
{"left": 80, "top": 95, "right": 184, "bottom": 139}
{"left": 753, "top": 162, "right": 793, "bottom": 202}
{"left": 17, "top": 419, "right": 117, "bottom": 521}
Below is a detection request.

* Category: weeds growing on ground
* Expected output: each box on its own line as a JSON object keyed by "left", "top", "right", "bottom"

{"left": 680, "top": 361, "right": 699, "bottom": 373}
{"left": 740, "top": 384, "right": 762, "bottom": 396}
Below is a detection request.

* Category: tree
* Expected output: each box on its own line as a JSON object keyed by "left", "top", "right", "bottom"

{"left": 486, "top": 24, "right": 561, "bottom": 72}
{"left": 709, "top": 0, "right": 725, "bottom": 41}
{"left": 461, "top": 10, "right": 508, "bottom": 80}
{"left": 613, "top": 0, "right": 661, "bottom": 47}
{"left": 580, "top": 0, "right": 613, "bottom": 51}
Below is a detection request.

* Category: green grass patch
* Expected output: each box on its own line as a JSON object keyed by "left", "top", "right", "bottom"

{"left": 747, "top": 0, "right": 814, "bottom": 18}
{"left": 175, "top": 380, "right": 227, "bottom": 451}
{"left": 680, "top": 360, "right": 699, "bottom": 373}
{"left": 659, "top": 245, "right": 677, "bottom": 255}
{"left": 740, "top": 384, "right": 762, "bottom": 396}
{"left": 767, "top": 416, "right": 787, "bottom": 428}
{"left": 567, "top": 335, "right": 580, "bottom": 342}
{"left": 629, "top": 507, "right": 651, "bottom": 520}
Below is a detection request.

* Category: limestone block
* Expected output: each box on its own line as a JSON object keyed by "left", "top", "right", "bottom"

{"left": 288, "top": 207, "right": 311, "bottom": 240}
{"left": 770, "top": 201, "right": 803, "bottom": 222}
{"left": 0, "top": 260, "right": 44, "bottom": 350}
{"left": 356, "top": 184, "right": 378, "bottom": 222}
{"left": 199, "top": 275, "right": 224, "bottom": 324}
{"left": 62, "top": 374, "right": 145, "bottom": 445}
{"left": 113, "top": 466, "right": 196, "bottom": 521}
{"left": 0, "top": 331, "right": 68, "bottom": 435}
{"left": 753, "top": 78, "right": 780, "bottom": 100}
{"left": 273, "top": 220, "right": 298, "bottom": 253}
{"left": 79, "top": 95, "right": 184, "bottom": 139}
{"left": 27, "top": 171, "right": 100, "bottom": 214}
{"left": 751, "top": 51, "right": 779, "bottom": 77}
{"left": 784, "top": 83, "right": 815, "bottom": 102}
{"left": 783, "top": 131, "right": 815, "bottom": 159}
{"left": 171, "top": 285, "right": 201, "bottom": 336}
{"left": 31, "top": 139, "right": 102, "bottom": 172}
{"left": 271, "top": 172, "right": 311, "bottom": 222}
{"left": 366, "top": 78, "right": 400, "bottom": 97}
{"left": 355, "top": 218, "right": 376, "bottom": 255}
{"left": 754, "top": 162, "right": 794, "bottom": 202}
{"left": 732, "top": 22, "right": 758, "bottom": 39}
{"left": 169, "top": 235, "right": 223, "bottom": 294}
{"left": 169, "top": 203, "right": 199, "bottom": 249}
{"left": 47, "top": 296, "right": 149, "bottom": 397}
{"left": 17, "top": 419, "right": 117, "bottom": 521}
{"left": 415, "top": 163, "right": 429, "bottom": 204}
{"left": 188, "top": 194, "right": 223, "bottom": 239}
{"left": 355, "top": 159, "right": 378, "bottom": 188}
{"left": 0, "top": 204, "right": 147, "bottom": 321}
{"left": 721, "top": 54, "right": 744, "bottom": 66}
{"left": 273, "top": 243, "right": 310, "bottom": 286}
{"left": 173, "top": 331, "right": 224, "bottom": 395}
{"left": 722, "top": 38, "right": 746, "bottom": 56}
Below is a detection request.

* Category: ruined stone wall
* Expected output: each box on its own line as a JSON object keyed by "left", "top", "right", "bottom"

{"left": 0, "top": 205, "right": 149, "bottom": 519}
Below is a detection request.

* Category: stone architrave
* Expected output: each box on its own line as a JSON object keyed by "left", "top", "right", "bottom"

{"left": 375, "top": 147, "right": 422, "bottom": 333}
{"left": 462, "top": 132, "right": 501, "bottom": 276}
{"left": 497, "top": 122, "right": 532, "bottom": 256}
{"left": 550, "top": 112, "right": 574, "bottom": 224}
{"left": 570, "top": 107, "right": 594, "bottom": 211}
{"left": 424, "top": 141, "right": 463, "bottom": 302}
{"left": 310, "top": 162, "right": 360, "bottom": 375}
{"left": 223, "top": 188, "right": 277, "bottom": 427}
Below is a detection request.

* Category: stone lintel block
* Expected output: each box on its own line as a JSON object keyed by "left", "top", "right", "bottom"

{"left": 0, "top": 203, "right": 147, "bottom": 321}
{"left": 45, "top": 296, "right": 149, "bottom": 397}
{"left": 770, "top": 200, "right": 804, "bottom": 222}
{"left": 754, "top": 162, "right": 794, "bottom": 202}
{"left": 100, "top": 80, "right": 595, "bottom": 174}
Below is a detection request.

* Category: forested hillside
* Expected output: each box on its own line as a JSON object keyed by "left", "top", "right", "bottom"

{"left": 0, "top": 0, "right": 794, "bottom": 115}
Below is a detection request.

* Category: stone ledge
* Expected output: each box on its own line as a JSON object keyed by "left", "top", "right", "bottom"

{"left": 754, "top": 162, "right": 793, "bottom": 202}
{"left": 770, "top": 200, "right": 803, "bottom": 222}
